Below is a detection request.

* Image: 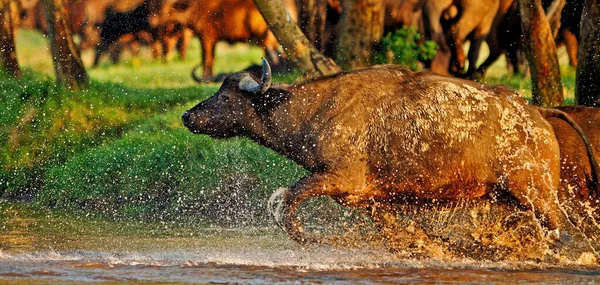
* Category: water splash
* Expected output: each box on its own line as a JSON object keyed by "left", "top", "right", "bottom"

{"left": 2, "top": 199, "right": 600, "bottom": 284}
{"left": 269, "top": 192, "right": 600, "bottom": 264}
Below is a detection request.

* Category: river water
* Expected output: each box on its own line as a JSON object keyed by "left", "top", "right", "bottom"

{"left": 1, "top": 202, "right": 600, "bottom": 284}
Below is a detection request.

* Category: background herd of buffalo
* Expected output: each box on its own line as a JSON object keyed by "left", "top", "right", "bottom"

{"left": 12, "top": 0, "right": 582, "bottom": 80}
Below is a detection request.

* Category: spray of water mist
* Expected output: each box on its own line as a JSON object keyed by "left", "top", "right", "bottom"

{"left": 263, "top": 166, "right": 600, "bottom": 264}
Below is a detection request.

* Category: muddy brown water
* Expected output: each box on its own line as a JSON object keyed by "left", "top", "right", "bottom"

{"left": 1, "top": 202, "right": 600, "bottom": 284}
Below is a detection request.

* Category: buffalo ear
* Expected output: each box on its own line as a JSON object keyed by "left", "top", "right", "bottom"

{"left": 238, "top": 57, "right": 272, "bottom": 94}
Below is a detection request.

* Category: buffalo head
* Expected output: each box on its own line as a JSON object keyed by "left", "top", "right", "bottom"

{"left": 182, "top": 58, "right": 273, "bottom": 138}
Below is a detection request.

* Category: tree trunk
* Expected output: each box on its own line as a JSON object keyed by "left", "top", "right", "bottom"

{"left": 298, "top": 0, "right": 328, "bottom": 51}
{"left": 575, "top": 0, "right": 600, "bottom": 106}
{"left": 297, "top": 0, "right": 342, "bottom": 58}
{"left": 0, "top": 0, "right": 21, "bottom": 77}
{"left": 336, "top": 0, "right": 384, "bottom": 69}
{"left": 253, "top": 0, "right": 341, "bottom": 78}
{"left": 42, "top": 0, "right": 89, "bottom": 89}
{"left": 545, "top": 0, "right": 565, "bottom": 37}
{"left": 519, "top": 0, "right": 564, "bottom": 106}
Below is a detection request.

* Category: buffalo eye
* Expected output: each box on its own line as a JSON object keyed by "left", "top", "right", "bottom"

{"left": 221, "top": 94, "right": 231, "bottom": 102}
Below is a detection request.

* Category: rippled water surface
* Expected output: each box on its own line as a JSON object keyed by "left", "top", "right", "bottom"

{"left": 2, "top": 202, "right": 600, "bottom": 284}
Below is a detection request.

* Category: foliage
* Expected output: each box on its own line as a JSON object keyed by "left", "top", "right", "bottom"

{"left": 375, "top": 26, "right": 438, "bottom": 71}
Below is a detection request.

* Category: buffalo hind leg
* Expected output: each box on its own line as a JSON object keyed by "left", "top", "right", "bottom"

{"left": 93, "top": 43, "right": 109, "bottom": 67}
{"left": 200, "top": 33, "right": 217, "bottom": 80}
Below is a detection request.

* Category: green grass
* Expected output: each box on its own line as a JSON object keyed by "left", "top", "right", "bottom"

{"left": 38, "top": 108, "right": 305, "bottom": 225}
{"left": 16, "top": 29, "right": 266, "bottom": 88}
{"left": 1, "top": 28, "right": 579, "bottom": 226}
{"left": 0, "top": 71, "right": 212, "bottom": 197}
{"left": 475, "top": 41, "right": 577, "bottom": 103}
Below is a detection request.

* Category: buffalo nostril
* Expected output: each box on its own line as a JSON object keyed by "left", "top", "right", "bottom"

{"left": 182, "top": 111, "right": 191, "bottom": 123}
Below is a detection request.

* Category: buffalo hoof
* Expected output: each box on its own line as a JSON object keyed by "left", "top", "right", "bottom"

{"left": 282, "top": 210, "right": 311, "bottom": 245}
{"left": 468, "top": 71, "right": 485, "bottom": 82}
{"left": 268, "top": 187, "right": 314, "bottom": 245}
{"left": 267, "top": 187, "right": 288, "bottom": 230}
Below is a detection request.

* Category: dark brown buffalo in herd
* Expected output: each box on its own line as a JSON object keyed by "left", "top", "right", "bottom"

{"left": 383, "top": 0, "right": 582, "bottom": 78}
{"left": 147, "top": 0, "right": 298, "bottom": 81}
{"left": 92, "top": 1, "right": 153, "bottom": 66}
{"left": 182, "top": 59, "right": 600, "bottom": 258}
{"left": 17, "top": 0, "right": 191, "bottom": 64}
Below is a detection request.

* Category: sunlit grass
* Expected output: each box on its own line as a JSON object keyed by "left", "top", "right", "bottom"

{"left": 0, "top": 72, "right": 214, "bottom": 198}
{"left": 37, "top": 106, "right": 305, "bottom": 225}
{"left": 15, "top": 29, "right": 264, "bottom": 88}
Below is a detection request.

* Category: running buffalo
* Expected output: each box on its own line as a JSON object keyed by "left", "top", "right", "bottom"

{"left": 182, "top": 59, "right": 597, "bottom": 257}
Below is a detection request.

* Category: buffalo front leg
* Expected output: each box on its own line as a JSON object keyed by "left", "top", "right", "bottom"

{"left": 279, "top": 172, "right": 358, "bottom": 244}
{"left": 93, "top": 42, "right": 109, "bottom": 67}
{"left": 177, "top": 28, "right": 193, "bottom": 60}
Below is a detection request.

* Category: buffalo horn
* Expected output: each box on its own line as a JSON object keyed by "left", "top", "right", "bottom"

{"left": 239, "top": 57, "right": 272, "bottom": 94}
